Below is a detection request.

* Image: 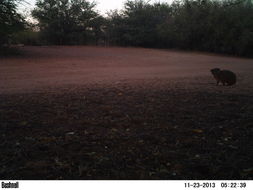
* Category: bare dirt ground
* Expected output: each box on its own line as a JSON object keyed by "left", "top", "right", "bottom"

{"left": 0, "top": 46, "right": 253, "bottom": 179}
{"left": 1, "top": 46, "right": 253, "bottom": 94}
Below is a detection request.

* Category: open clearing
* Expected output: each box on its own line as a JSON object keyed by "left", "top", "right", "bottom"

{"left": 0, "top": 46, "right": 253, "bottom": 179}
{"left": 1, "top": 46, "right": 253, "bottom": 94}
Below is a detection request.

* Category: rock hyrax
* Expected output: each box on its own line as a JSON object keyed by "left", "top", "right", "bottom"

{"left": 211, "top": 68, "right": 236, "bottom": 86}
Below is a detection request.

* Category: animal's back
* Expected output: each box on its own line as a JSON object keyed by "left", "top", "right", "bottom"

{"left": 219, "top": 70, "right": 237, "bottom": 85}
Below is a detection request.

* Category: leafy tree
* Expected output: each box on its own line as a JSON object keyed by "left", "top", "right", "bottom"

{"left": 166, "top": 0, "right": 253, "bottom": 55}
{"left": 0, "top": 0, "right": 24, "bottom": 46}
{"left": 90, "top": 15, "right": 107, "bottom": 45}
{"left": 106, "top": 0, "right": 171, "bottom": 47}
{"left": 105, "top": 10, "right": 128, "bottom": 46}
{"left": 32, "top": 0, "right": 99, "bottom": 45}
{"left": 106, "top": 0, "right": 253, "bottom": 56}
{"left": 123, "top": 0, "right": 171, "bottom": 47}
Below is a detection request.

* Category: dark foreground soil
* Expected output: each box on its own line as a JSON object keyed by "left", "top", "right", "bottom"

{"left": 0, "top": 46, "right": 253, "bottom": 179}
{"left": 0, "top": 78, "right": 253, "bottom": 180}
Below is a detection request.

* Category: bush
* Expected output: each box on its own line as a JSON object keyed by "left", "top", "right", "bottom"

{"left": 105, "top": 0, "right": 253, "bottom": 57}
{"left": 0, "top": 0, "right": 24, "bottom": 46}
{"left": 13, "top": 30, "right": 41, "bottom": 45}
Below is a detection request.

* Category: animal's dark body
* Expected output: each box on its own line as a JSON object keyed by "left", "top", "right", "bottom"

{"left": 210, "top": 68, "right": 237, "bottom": 86}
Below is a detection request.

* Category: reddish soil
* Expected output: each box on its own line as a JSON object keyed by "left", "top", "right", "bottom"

{"left": 1, "top": 46, "right": 253, "bottom": 94}
{"left": 0, "top": 46, "right": 253, "bottom": 179}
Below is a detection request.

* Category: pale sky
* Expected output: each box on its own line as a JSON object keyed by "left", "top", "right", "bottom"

{"left": 20, "top": 0, "right": 171, "bottom": 14}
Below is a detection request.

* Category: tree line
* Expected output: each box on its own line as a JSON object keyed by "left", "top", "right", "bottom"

{"left": 1, "top": 0, "right": 253, "bottom": 57}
